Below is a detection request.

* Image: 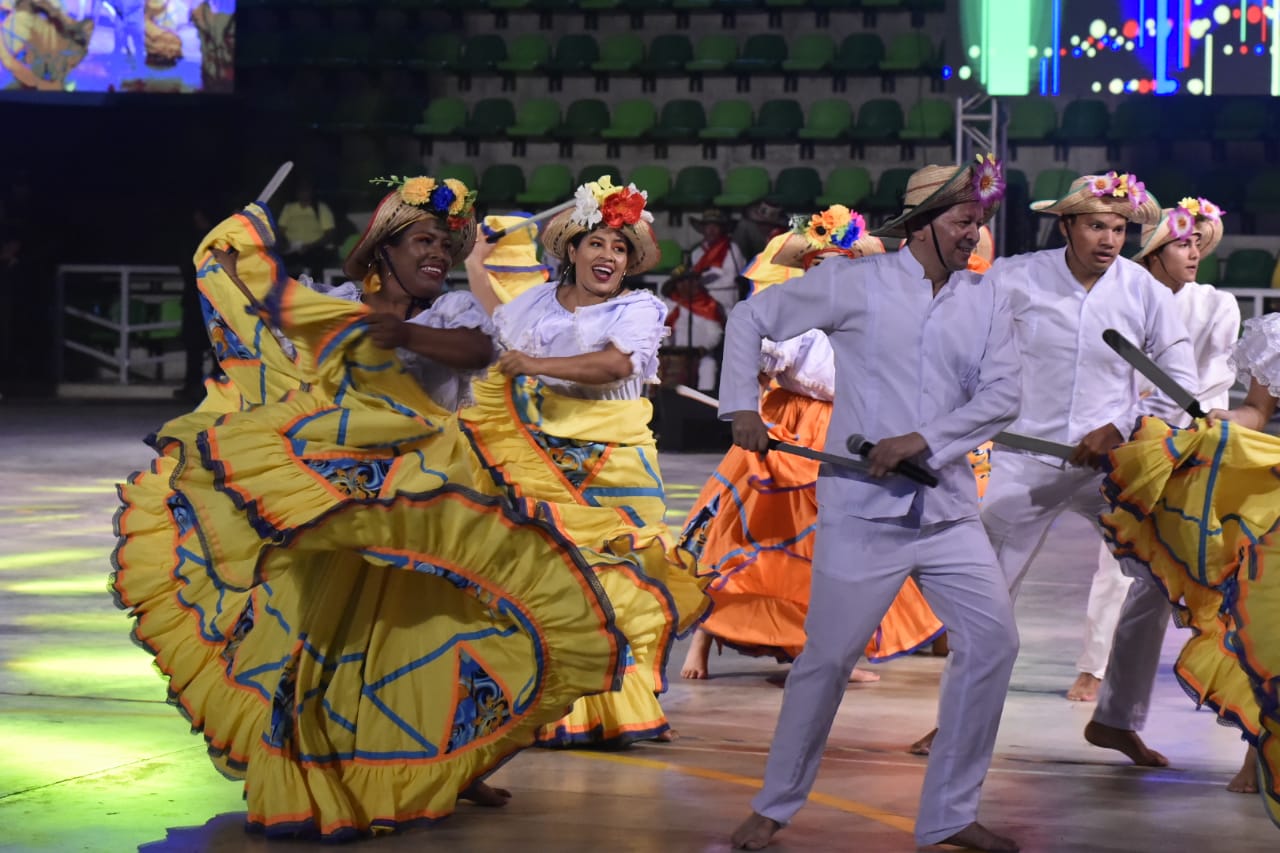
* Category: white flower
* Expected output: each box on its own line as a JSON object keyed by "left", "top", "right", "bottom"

{"left": 572, "top": 184, "right": 602, "bottom": 227}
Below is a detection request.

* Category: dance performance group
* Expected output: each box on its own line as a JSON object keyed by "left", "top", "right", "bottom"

{"left": 108, "top": 156, "right": 1280, "bottom": 850}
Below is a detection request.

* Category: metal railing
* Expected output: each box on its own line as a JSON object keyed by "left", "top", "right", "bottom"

{"left": 55, "top": 265, "right": 185, "bottom": 385}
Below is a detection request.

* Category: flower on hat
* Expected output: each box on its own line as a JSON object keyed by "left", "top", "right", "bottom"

{"left": 1118, "top": 174, "right": 1147, "bottom": 209}
{"left": 400, "top": 176, "right": 436, "bottom": 206}
{"left": 370, "top": 175, "right": 477, "bottom": 230}
{"left": 1166, "top": 207, "right": 1196, "bottom": 241}
{"left": 570, "top": 175, "right": 653, "bottom": 229}
{"left": 973, "top": 153, "right": 1006, "bottom": 208}
{"left": 1088, "top": 173, "right": 1119, "bottom": 197}
{"left": 1196, "top": 197, "right": 1223, "bottom": 221}
{"left": 800, "top": 205, "right": 865, "bottom": 251}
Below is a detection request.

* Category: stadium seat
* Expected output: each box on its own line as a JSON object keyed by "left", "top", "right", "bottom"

{"left": 745, "top": 98, "right": 805, "bottom": 157}
{"left": 815, "top": 166, "right": 873, "bottom": 209}
{"left": 713, "top": 165, "right": 771, "bottom": 207}
{"left": 698, "top": 99, "right": 753, "bottom": 155}
{"left": 653, "top": 238, "right": 686, "bottom": 276}
{"left": 578, "top": 165, "right": 625, "bottom": 186}
{"left": 628, "top": 164, "right": 673, "bottom": 207}
{"left": 546, "top": 34, "right": 600, "bottom": 89}
{"left": 1030, "top": 168, "right": 1079, "bottom": 202}
{"left": 591, "top": 32, "right": 646, "bottom": 83}
{"left": 846, "top": 98, "right": 903, "bottom": 155}
{"left": 457, "top": 97, "right": 516, "bottom": 154}
{"left": 780, "top": 33, "right": 835, "bottom": 81}
{"left": 551, "top": 98, "right": 611, "bottom": 155}
{"left": 515, "top": 164, "right": 575, "bottom": 207}
{"left": 666, "top": 165, "right": 723, "bottom": 212}
{"left": 650, "top": 99, "right": 708, "bottom": 155}
{"left": 434, "top": 163, "right": 479, "bottom": 190}
{"left": 506, "top": 97, "right": 562, "bottom": 154}
{"left": 865, "top": 167, "right": 914, "bottom": 216}
{"left": 1005, "top": 99, "right": 1057, "bottom": 158}
{"left": 797, "top": 98, "right": 853, "bottom": 158}
{"left": 601, "top": 98, "right": 658, "bottom": 154}
{"left": 412, "top": 97, "right": 467, "bottom": 146}
{"left": 766, "top": 166, "right": 823, "bottom": 210}
{"left": 1220, "top": 249, "right": 1276, "bottom": 287}
{"left": 476, "top": 164, "right": 527, "bottom": 208}
{"left": 497, "top": 34, "right": 551, "bottom": 74}
{"left": 1052, "top": 99, "right": 1109, "bottom": 157}
{"left": 898, "top": 98, "right": 954, "bottom": 155}
{"left": 729, "top": 34, "right": 787, "bottom": 90}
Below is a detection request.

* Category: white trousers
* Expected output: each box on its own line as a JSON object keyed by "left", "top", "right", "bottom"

{"left": 980, "top": 452, "right": 1169, "bottom": 729}
{"left": 980, "top": 453, "right": 1134, "bottom": 675}
{"left": 1080, "top": 542, "right": 1133, "bottom": 678}
{"left": 751, "top": 511, "right": 1019, "bottom": 847}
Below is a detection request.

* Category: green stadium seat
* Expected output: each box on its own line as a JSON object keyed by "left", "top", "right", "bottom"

{"left": 698, "top": 98, "right": 753, "bottom": 149}
{"left": 1220, "top": 249, "right": 1275, "bottom": 287}
{"left": 780, "top": 33, "right": 835, "bottom": 74}
{"left": 713, "top": 165, "right": 771, "bottom": 207}
{"left": 628, "top": 165, "right": 673, "bottom": 207}
{"left": 497, "top": 34, "right": 551, "bottom": 74}
{"left": 515, "top": 164, "right": 575, "bottom": 207}
{"left": 652, "top": 238, "right": 685, "bottom": 276}
{"left": 650, "top": 99, "right": 707, "bottom": 155}
{"left": 797, "top": 98, "right": 853, "bottom": 157}
{"left": 728, "top": 34, "right": 787, "bottom": 90}
{"left": 457, "top": 97, "right": 516, "bottom": 154}
{"left": 578, "top": 165, "right": 625, "bottom": 186}
{"left": 815, "top": 166, "right": 874, "bottom": 209}
{"left": 865, "top": 167, "right": 914, "bottom": 215}
{"left": 452, "top": 34, "right": 506, "bottom": 78}
{"left": 476, "top": 164, "right": 527, "bottom": 208}
{"left": 412, "top": 96, "right": 467, "bottom": 141}
{"left": 434, "top": 163, "right": 479, "bottom": 190}
{"left": 639, "top": 34, "right": 694, "bottom": 93}
{"left": 1052, "top": 99, "right": 1109, "bottom": 156}
{"left": 898, "top": 98, "right": 954, "bottom": 153}
{"left": 686, "top": 34, "right": 736, "bottom": 72}
{"left": 591, "top": 33, "right": 645, "bottom": 75}
{"left": 601, "top": 98, "right": 657, "bottom": 154}
{"left": 551, "top": 98, "right": 611, "bottom": 155}
{"left": 1006, "top": 99, "right": 1057, "bottom": 158}
{"left": 766, "top": 166, "right": 823, "bottom": 210}
{"left": 666, "top": 165, "right": 723, "bottom": 211}
{"left": 879, "top": 32, "right": 935, "bottom": 73}
{"left": 831, "top": 33, "right": 885, "bottom": 78}
{"left": 846, "top": 98, "right": 903, "bottom": 154}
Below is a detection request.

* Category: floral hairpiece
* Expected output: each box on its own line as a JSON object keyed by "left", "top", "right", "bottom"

{"left": 1168, "top": 196, "right": 1224, "bottom": 241}
{"left": 370, "top": 175, "right": 478, "bottom": 230}
{"left": 793, "top": 205, "right": 866, "bottom": 252}
{"left": 1087, "top": 171, "right": 1148, "bottom": 210}
{"left": 973, "top": 153, "right": 1006, "bottom": 208}
{"left": 571, "top": 175, "right": 655, "bottom": 230}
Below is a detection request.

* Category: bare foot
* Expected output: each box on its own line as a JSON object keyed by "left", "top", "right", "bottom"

{"left": 936, "top": 821, "right": 1019, "bottom": 852}
{"left": 849, "top": 667, "right": 881, "bottom": 683}
{"left": 909, "top": 727, "right": 937, "bottom": 757}
{"left": 1083, "top": 720, "right": 1168, "bottom": 766}
{"left": 458, "top": 780, "right": 512, "bottom": 807}
{"left": 681, "top": 628, "right": 713, "bottom": 679}
{"left": 1066, "top": 672, "right": 1101, "bottom": 702}
{"left": 730, "top": 812, "right": 781, "bottom": 850}
{"left": 1227, "top": 746, "right": 1259, "bottom": 793}
{"left": 655, "top": 728, "right": 679, "bottom": 742}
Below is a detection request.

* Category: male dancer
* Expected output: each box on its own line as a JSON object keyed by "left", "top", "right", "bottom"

{"left": 722, "top": 158, "right": 1022, "bottom": 852}
{"left": 974, "top": 173, "right": 1198, "bottom": 766}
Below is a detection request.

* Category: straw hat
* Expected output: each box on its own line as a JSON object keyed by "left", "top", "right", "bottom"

{"left": 742, "top": 231, "right": 804, "bottom": 296}
{"left": 689, "top": 207, "right": 735, "bottom": 230}
{"left": 478, "top": 213, "right": 550, "bottom": 302}
{"left": 540, "top": 175, "right": 660, "bottom": 275}
{"left": 1132, "top": 197, "right": 1225, "bottom": 261}
{"left": 772, "top": 205, "right": 885, "bottom": 269}
{"left": 343, "top": 175, "right": 478, "bottom": 281}
{"left": 872, "top": 154, "right": 1006, "bottom": 239}
{"left": 1030, "top": 171, "right": 1162, "bottom": 225}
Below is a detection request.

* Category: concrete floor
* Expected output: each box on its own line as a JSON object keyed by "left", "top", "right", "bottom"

{"left": 1, "top": 399, "right": 1276, "bottom": 853}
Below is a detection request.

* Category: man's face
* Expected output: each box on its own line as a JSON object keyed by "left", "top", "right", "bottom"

{"left": 926, "top": 202, "right": 983, "bottom": 272}
{"left": 1060, "top": 212, "right": 1127, "bottom": 277}
{"left": 702, "top": 222, "right": 725, "bottom": 242}
{"left": 1154, "top": 234, "right": 1201, "bottom": 285}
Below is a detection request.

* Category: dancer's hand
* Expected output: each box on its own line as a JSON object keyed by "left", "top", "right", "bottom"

{"left": 730, "top": 411, "right": 770, "bottom": 453}
{"left": 1070, "top": 423, "right": 1124, "bottom": 469}
{"left": 497, "top": 350, "right": 539, "bottom": 377}
{"left": 365, "top": 313, "right": 409, "bottom": 349}
{"left": 866, "top": 432, "right": 927, "bottom": 478}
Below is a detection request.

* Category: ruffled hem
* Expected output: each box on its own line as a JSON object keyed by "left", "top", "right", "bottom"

{"left": 534, "top": 665, "right": 670, "bottom": 749}
{"left": 1231, "top": 313, "right": 1280, "bottom": 397}
{"left": 1100, "top": 416, "right": 1280, "bottom": 822}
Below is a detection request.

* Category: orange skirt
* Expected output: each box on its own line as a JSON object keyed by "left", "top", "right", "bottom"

{"left": 680, "top": 388, "right": 944, "bottom": 662}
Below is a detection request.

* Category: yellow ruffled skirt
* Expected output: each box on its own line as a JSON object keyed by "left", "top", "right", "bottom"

{"left": 460, "top": 372, "right": 710, "bottom": 747}
{"left": 111, "top": 205, "right": 635, "bottom": 838}
{"left": 680, "top": 387, "right": 944, "bottom": 664}
{"left": 1101, "top": 417, "right": 1280, "bottom": 827}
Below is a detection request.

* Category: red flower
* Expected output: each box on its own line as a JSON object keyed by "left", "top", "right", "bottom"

{"left": 447, "top": 215, "right": 469, "bottom": 231}
{"left": 599, "top": 189, "right": 646, "bottom": 228}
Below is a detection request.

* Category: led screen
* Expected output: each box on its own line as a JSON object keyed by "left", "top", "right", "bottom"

{"left": 0, "top": 0, "right": 234, "bottom": 95}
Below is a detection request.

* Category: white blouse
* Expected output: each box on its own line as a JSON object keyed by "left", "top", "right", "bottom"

{"left": 493, "top": 282, "right": 668, "bottom": 401}
{"left": 1231, "top": 312, "right": 1280, "bottom": 398}
{"left": 299, "top": 277, "right": 495, "bottom": 412}
{"left": 759, "top": 330, "right": 835, "bottom": 402}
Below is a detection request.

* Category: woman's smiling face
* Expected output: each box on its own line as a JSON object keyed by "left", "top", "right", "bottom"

{"left": 382, "top": 218, "right": 454, "bottom": 300}
{"left": 568, "top": 227, "right": 632, "bottom": 300}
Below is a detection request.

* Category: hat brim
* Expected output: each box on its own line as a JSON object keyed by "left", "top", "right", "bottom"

{"left": 870, "top": 165, "right": 998, "bottom": 239}
{"left": 1029, "top": 191, "right": 1163, "bottom": 225}
{"left": 1132, "top": 213, "right": 1224, "bottom": 261}
{"left": 540, "top": 211, "right": 661, "bottom": 275}
{"left": 343, "top": 191, "right": 477, "bottom": 281}
{"left": 771, "top": 233, "right": 885, "bottom": 269}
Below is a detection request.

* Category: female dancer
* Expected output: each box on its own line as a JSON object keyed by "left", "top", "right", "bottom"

{"left": 461, "top": 175, "right": 709, "bottom": 748}
{"left": 111, "top": 176, "right": 642, "bottom": 838}
{"left": 1102, "top": 309, "right": 1280, "bottom": 824}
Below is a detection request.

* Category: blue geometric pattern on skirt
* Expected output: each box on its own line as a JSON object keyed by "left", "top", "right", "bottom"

{"left": 304, "top": 457, "right": 392, "bottom": 500}
{"left": 447, "top": 650, "right": 513, "bottom": 753}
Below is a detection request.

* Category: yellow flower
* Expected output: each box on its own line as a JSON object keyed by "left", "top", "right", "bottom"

{"left": 1177, "top": 196, "right": 1200, "bottom": 216}
{"left": 443, "top": 179, "right": 470, "bottom": 215}
{"left": 587, "top": 175, "right": 616, "bottom": 203}
{"left": 400, "top": 177, "right": 435, "bottom": 206}
{"left": 1113, "top": 173, "right": 1129, "bottom": 198}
